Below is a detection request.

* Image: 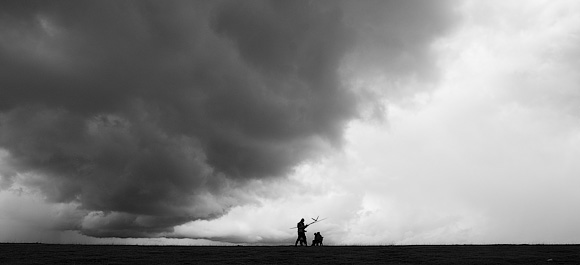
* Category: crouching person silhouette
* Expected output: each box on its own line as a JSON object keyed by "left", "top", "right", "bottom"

{"left": 311, "top": 232, "right": 324, "bottom": 246}
{"left": 295, "top": 218, "right": 309, "bottom": 246}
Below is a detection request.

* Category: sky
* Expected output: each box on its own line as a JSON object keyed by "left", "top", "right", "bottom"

{"left": 1, "top": 0, "right": 579, "bottom": 245}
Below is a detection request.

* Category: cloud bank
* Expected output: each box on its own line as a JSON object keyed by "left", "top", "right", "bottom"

{"left": 0, "top": 0, "right": 457, "bottom": 240}
{"left": 174, "top": 0, "right": 580, "bottom": 245}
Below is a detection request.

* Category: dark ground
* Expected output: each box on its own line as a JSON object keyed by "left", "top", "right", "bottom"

{"left": 0, "top": 244, "right": 578, "bottom": 264}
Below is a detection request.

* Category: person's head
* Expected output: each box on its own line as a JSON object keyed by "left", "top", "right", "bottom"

{"left": 300, "top": 218, "right": 304, "bottom": 222}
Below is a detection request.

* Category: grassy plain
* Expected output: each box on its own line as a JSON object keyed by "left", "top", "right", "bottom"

{"left": 0, "top": 243, "right": 578, "bottom": 264}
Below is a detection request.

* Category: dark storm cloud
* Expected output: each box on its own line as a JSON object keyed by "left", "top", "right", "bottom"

{"left": 0, "top": 0, "right": 458, "bottom": 239}
{"left": 343, "top": 0, "right": 458, "bottom": 80}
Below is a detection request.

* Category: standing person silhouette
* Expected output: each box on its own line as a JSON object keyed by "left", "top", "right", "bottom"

{"left": 294, "top": 218, "right": 309, "bottom": 246}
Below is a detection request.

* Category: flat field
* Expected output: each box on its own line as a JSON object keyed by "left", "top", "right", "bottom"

{"left": 0, "top": 244, "right": 578, "bottom": 264}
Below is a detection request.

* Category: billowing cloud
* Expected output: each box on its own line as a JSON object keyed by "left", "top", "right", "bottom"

{"left": 167, "top": 0, "right": 580, "bottom": 245}
{"left": 0, "top": 0, "right": 458, "bottom": 240}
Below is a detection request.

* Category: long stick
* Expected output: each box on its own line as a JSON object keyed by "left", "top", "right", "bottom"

{"left": 289, "top": 218, "right": 327, "bottom": 229}
{"left": 307, "top": 217, "right": 327, "bottom": 226}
